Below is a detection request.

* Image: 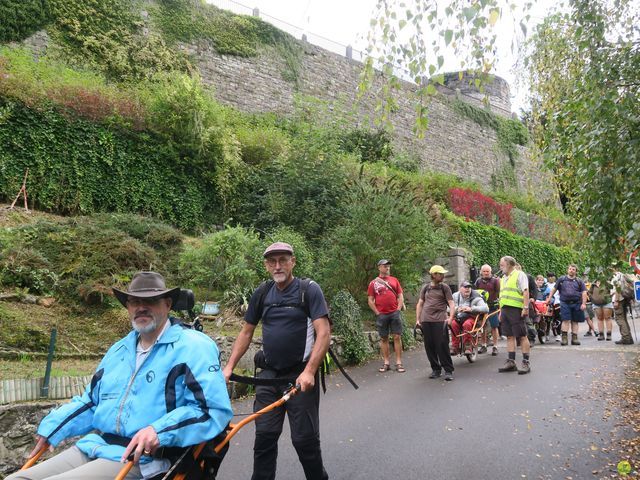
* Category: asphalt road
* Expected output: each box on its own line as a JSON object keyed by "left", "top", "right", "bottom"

{"left": 218, "top": 328, "right": 638, "bottom": 480}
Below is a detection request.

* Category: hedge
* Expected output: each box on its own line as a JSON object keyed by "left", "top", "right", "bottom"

{"left": 453, "top": 217, "right": 578, "bottom": 276}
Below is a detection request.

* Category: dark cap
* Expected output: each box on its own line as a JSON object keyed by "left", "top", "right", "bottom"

{"left": 460, "top": 281, "right": 473, "bottom": 288}
{"left": 377, "top": 259, "right": 392, "bottom": 266}
{"left": 263, "top": 242, "right": 294, "bottom": 257}
{"left": 112, "top": 271, "right": 180, "bottom": 308}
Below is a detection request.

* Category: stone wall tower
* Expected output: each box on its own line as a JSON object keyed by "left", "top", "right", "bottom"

{"left": 435, "top": 72, "right": 512, "bottom": 118}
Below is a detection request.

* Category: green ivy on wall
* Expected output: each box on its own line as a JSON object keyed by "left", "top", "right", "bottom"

{"left": 451, "top": 99, "right": 529, "bottom": 164}
{"left": 0, "top": 99, "right": 216, "bottom": 231}
{"left": 452, "top": 216, "right": 578, "bottom": 275}
{"left": 150, "top": 0, "right": 303, "bottom": 85}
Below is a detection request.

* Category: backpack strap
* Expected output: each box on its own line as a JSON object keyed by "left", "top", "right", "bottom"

{"left": 256, "top": 279, "right": 276, "bottom": 320}
{"left": 374, "top": 277, "right": 398, "bottom": 298}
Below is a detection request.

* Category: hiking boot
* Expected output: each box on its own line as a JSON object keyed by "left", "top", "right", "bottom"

{"left": 478, "top": 345, "right": 487, "bottom": 354}
{"left": 597, "top": 332, "right": 605, "bottom": 341}
{"left": 518, "top": 360, "right": 531, "bottom": 375}
{"left": 491, "top": 346, "right": 498, "bottom": 356}
{"left": 606, "top": 331, "right": 612, "bottom": 341}
{"left": 444, "top": 372, "right": 454, "bottom": 381}
{"left": 584, "top": 330, "right": 593, "bottom": 337}
{"left": 615, "top": 339, "right": 634, "bottom": 345}
{"left": 571, "top": 333, "right": 581, "bottom": 345}
{"left": 498, "top": 359, "right": 517, "bottom": 373}
{"left": 561, "top": 332, "right": 568, "bottom": 346}
{"left": 429, "top": 370, "right": 442, "bottom": 379}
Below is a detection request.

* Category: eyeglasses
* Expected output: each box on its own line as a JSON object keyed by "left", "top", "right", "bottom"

{"left": 127, "top": 297, "right": 164, "bottom": 307}
{"left": 265, "top": 257, "right": 292, "bottom": 267}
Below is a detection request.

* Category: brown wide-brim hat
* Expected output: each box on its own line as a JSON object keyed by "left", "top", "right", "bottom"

{"left": 112, "top": 271, "right": 180, "bottom": 308}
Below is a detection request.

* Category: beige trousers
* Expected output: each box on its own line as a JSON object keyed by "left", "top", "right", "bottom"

{"left": 5, "top": 446, "right": 142, "bottom": 480}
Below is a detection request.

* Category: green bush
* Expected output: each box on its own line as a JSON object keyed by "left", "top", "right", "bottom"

{"left": 451, "top": 215, "right": 578, "bottom": 276}
{"left": 339, "top": 128, "right": 393, "bottom": 164}
{"left": 236, "top": 124, "right": 290, "bottom": 165}
{"left": 318, "top": 176, "right": 450, "bottom": 301}
{"left": 230, "top": 143, "right": 351, "bottom": 242}
{"left": 178, "top": 226, "right": 262, "bottom": 296}
{"left": 0, "top": 0, "right": 50, "bottom": 43}
{"left": 0, "top": 215, "right": 178, "bottom": 303}
{"left": 330, "top": 290, "right": 371, "bottom": 364}
{"left": 0, "top": 98, "right": 216, "bottom": 230}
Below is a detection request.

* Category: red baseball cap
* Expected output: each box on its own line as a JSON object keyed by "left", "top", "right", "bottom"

{"left": 263, "top": 242, "right": 294, "bottom": 257}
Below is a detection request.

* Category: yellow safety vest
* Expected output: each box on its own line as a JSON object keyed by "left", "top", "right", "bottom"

{"left": 499, "top": 270, "right": 524, "bottom": 308}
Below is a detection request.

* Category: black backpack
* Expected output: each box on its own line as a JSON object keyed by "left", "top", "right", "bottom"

{"left": 253, "top": 278, "right": 358, "bottom": 391}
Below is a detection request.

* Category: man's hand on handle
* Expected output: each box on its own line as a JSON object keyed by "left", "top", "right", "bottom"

{"left": 121, "top": 426, "right": 159, "bottom": 464}
{"left": 296, "top": 371, "right": 315, "bottom": 392}
{"left": 28, "top": 435, "right": 52, "bottom": 459}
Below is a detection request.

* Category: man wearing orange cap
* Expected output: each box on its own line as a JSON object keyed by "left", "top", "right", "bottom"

{"left": 223, "top": 242, "right": 331, "bottom": 480}
{"left": 415, "top": 265, "right": 456, "bottom": 381}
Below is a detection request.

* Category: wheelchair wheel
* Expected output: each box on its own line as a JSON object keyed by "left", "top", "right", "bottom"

{"left": 466, "top": 346, "right": 477, "bottom": 363}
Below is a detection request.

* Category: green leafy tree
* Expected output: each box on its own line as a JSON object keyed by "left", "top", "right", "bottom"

{"left": 525, "top": 1, "right": 640, "bottom": 272}
{"left": 361, "top": 0, "right": 529, "bottom": 131}
{"left": 318, "top": 173, "right": 450, "bottom": 301}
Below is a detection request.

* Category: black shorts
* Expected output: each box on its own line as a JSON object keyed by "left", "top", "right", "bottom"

{"left": 376, "top": 311, "right": 403, "bottom": 337}
{"left": 500, "top": 306, "right": 528, "bottom": 338}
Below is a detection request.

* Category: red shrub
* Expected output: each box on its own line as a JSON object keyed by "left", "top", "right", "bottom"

{"left": 448, "top": 187, "right": 514, "bottom": 231}
{"left": 47, "top": 86, "right": 147, "bottom": 130}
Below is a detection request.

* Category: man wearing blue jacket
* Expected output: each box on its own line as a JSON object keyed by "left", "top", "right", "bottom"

{"left": 8, "top": 271, "right": 233, "bottom": 480}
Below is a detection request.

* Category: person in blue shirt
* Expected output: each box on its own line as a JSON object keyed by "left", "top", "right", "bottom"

{"left": 545, "top": 264, "right": 588, "bottom": 346}
{"left": 8, "top": 271, "right": 233, "bottom": 480}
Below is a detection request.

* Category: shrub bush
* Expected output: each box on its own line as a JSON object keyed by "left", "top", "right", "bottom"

{"left": 230, "top": 143, "right": 351, "bottom": 242}
{"left": 0, "top": 0, "right": 50, "bottom": 43}
{"left": 318, "top": 176, "right": 450, "bottom": 301}
{"left": 0, "top": 215, "right": 177, "bottom": 303}
{"left": 236, "top": 124, "right": 290, "bottom": 165}
{"left": 330, "top": 290, "right": 371, "bottom": 364}
{"left": 0, "top": 98, "right": 216, "bottom": 230}
{"left": 177, "top": 226, "right": 262, "bottom": 298}
{"left": 338, "top": 128, "right": 393, "bottom": 164}
{"left": 448, "top": 187, "right": 514, "bottom": 232}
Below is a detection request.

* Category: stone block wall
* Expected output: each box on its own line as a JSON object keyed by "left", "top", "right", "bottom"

{"left": 186, "top": 40, "right": 555, "bottom": 199}
{"left": 19, "top": 20, "right": 556, "bottom": 199}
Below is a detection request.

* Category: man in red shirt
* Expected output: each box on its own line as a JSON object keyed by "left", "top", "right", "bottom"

{"left": 368, "top": 259, "right": 406, "bottom": 373}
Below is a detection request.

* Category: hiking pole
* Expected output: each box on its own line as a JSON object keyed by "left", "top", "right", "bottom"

{"left": 213, "top": 384, "right": 299, "bottom": 455}
{"left": 117, "top": 385, "right": 301, "bottom": 480}
{"left": 628, "top": 302, "right": 638, "bottom": 342}
{"left": 20, "top": 443, "right": 49, "bottom": 470}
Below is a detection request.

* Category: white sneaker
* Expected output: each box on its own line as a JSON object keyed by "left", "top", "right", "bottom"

{"left": 545, "top": 335, "right": 550, "bottom": 342}
{"left": 555, "top": 335, "right": 561, "bottom": 342}
{"left": 500, "top": 335, "right": 507, "bottom": 340}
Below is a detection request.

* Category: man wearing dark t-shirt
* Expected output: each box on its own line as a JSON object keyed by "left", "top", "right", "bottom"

{"left": 415, "top": 265, "right": 456, "bottom": 381}
{"left": 223, "top": 242, "right": 331, "bottom": 480}
{"left": 474, "top": 264, "right": 501, "bottom": 356}
{"left": 545, "top": 264, "right": 587, "bottom": 346}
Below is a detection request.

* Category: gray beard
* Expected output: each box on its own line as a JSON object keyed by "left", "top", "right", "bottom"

{"left": 131, "top": 319, "right": 158, "bottom": 334}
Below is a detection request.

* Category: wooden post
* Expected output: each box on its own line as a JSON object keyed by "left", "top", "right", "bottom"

{"left": 9, "top": 168, "right": 29, "bottom": 212}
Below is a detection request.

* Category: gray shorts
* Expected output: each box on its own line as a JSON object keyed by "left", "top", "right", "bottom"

{"left": 376, "top": 311, "right": 403, "bottom": 337}
{"left": 500, "top": 306, "right": 528, "bottom": 338}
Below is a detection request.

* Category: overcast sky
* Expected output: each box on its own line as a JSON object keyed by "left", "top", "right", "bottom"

{"left": 209, "top": 0, "right": 562, "bottom": 113}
